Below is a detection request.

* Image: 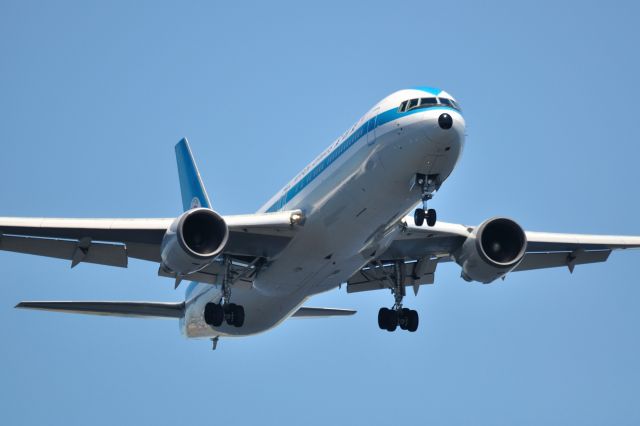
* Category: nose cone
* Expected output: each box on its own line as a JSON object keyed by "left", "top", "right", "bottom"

{"left": 427, "top": 109, "right": 466, "bottom": 155}
{"left": 438, "top": 113, "right": 453, "bottom": 129}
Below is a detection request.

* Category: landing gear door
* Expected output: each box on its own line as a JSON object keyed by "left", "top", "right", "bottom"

{"left": 367, "top": 107, "right": 380, "bottom": 146}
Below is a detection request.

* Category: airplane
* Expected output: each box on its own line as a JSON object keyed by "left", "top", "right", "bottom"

{"left": 3, "top": 86, "right": 640, "bottom": 350}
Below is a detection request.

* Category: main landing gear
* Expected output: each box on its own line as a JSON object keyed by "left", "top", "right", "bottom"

{"left": 203, "top": 257, "right": 245, "bottom": 328}
{"left": 413, "top": 173, "right": 438, "bottom": 227}
{"left": 204, "top": 302, "right": 245, "bottom": 328}
{"left": 378, "top": 307, "right": 419, "bottom": 332}
{"left": 377, "top": 261, "right": 420, "bottom": 332}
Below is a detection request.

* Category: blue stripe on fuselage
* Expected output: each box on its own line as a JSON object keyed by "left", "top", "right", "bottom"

{"left": 412, "top": 86, "right": 442, "bottom": 95}
{"left": 265, "top": 105, "right": 458, "bottom": 213}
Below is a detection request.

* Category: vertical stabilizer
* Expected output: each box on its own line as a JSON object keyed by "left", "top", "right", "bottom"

{"left": 175, "top": 138, "right": 212, "bottom": 211}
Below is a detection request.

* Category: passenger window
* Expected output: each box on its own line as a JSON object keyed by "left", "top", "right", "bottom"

{"left": 399, "top": 101, "right": 408, "bottom": 112}
{"left": 408, "top": 98, "right": 419, "bottom": 110}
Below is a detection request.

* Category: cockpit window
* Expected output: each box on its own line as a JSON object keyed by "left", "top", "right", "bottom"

{"left": 399, "top": 96, "right": 461, "bottom": 112}
{"left": 420, "top": 97, "right": 437, "bottom": 106}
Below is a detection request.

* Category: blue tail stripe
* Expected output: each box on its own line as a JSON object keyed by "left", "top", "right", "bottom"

{"left": 175, "top": 138, "right": 211, "bottom": 211}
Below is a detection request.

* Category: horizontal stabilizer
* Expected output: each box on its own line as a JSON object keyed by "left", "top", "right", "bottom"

{"left": 15, "top": 301, "right": 184, "bottom": 319}
{"left": 292, "top": 307, "right": 356, "bottom": 318}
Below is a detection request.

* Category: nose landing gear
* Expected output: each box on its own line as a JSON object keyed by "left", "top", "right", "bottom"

{"left": 414, "top": 208, "right": 436, "bottom": 228}
{"left": 413, "top": 173, "right": 438, "bottom": 227}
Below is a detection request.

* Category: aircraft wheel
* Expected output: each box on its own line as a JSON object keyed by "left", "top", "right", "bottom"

{"left": 414, "top": 208, "right": 425, "bottom": 226}
{"left": 385, "top": 310, "right": 398, "bottom": 332}
{"left": 407, "top": 310, "right": 419, "bottom": 332}
{"left": 204, "top": 303, "right": 224, "bottom": 327}
{"left": 378, "top": 307, "right": 390, "bottom": 329}
{"left": 224, "top": 303, "right": 237, "bottom": 326}
{"left": 426, "top": 209, "right": 437, "bottom": 227}
{"left": 399, "top": 308, "right": 411, "bottom": 330}
{"left": 234, "top": 305, "right": 245, "bottom": 327}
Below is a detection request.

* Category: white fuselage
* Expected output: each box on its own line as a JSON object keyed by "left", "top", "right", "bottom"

{"left": 181, "top": 89, "right": 466, "bottom": 338}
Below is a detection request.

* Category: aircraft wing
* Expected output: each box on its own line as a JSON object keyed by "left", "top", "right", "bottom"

{"left": 0, "top": 209, "right": 302, "bottom": 270}
{"left": 0, "top": 138, "right": 306, "bottom": 287}
{"left": 347, "top": 217, "right": 640, "bottom": 293}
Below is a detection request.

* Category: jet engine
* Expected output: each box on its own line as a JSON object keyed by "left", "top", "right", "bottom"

{"left": 454, "top": 217, "right": 527, "bottom": 284}
{"left": 160, "top": 208, "right": 229, "bottom": 275}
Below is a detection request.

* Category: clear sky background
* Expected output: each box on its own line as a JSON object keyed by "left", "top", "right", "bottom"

{"left": 1, "top": 1, "right": 639, "bottom": 425}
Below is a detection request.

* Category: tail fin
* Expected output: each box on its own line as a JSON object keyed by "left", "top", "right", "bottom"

{"left": 175, "top": 138, "right": 212, "bottom": 211}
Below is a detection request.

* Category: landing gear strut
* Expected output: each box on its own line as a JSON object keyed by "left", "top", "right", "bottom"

{"left": 413, "top": 173, "right": 438, "bottom": 227}
{"left": 377, "top": 261, "right": 419, "bottom": 332}
{"left": 203, "top": 257, "right": 245, "bottom": 328}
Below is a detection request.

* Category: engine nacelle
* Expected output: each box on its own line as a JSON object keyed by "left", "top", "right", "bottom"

{"left": 454, "top": 217, "right": 527, "bottom": 284}
{"left": 160, "top": 208, "right": 229, "bottom": 275}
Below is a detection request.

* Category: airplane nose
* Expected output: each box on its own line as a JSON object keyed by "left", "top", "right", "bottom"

{"left": 438, "top": 113, "right": 453, "bottom": 130}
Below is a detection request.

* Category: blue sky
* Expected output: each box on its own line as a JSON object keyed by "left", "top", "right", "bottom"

{"left": 1, "top": 1, "right": 640, "bottom": 424}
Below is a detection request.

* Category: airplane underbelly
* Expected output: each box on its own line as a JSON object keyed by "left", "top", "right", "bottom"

{"left": 182, "top": 284, "right": 311, "bottom": 338}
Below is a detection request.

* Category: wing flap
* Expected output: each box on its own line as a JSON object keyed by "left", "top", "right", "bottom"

{"left": 0, "top": 235, "right": 128, "bottom": 268}
{"left": 15, "top": 301, "right": 184, "bottom": 318}
{"left": 514, "top": 250, "right": 611, "bottom": 272}
{"left": 347, "top": 257, "right": 439, "bottom": 294}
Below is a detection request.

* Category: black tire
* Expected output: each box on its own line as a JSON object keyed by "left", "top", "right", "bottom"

{"left": 378, "top": 307, "right": 390, "bottom": 329}
{"left": 407, "top": 310, "right": 419, "bottom": 332}
{"left": 386, "top": 310, "right": 398, "bottom": 332}
{"left": 399, "top": 308, "right": 411, "bottom": 330}
{"left": 234, "top": 305, "right": 245, "bottom": 327}
{"left": 414, "top": 208, "right": 425, "bottom": 227}
{"left": 225, "top": 303, "right": 237, "bottom": 326}
{"left": 204, "top": 303, "right": 223, "bottom": 327}
{"left": 426, "top": 209, "right": 437, "bottom": 227}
